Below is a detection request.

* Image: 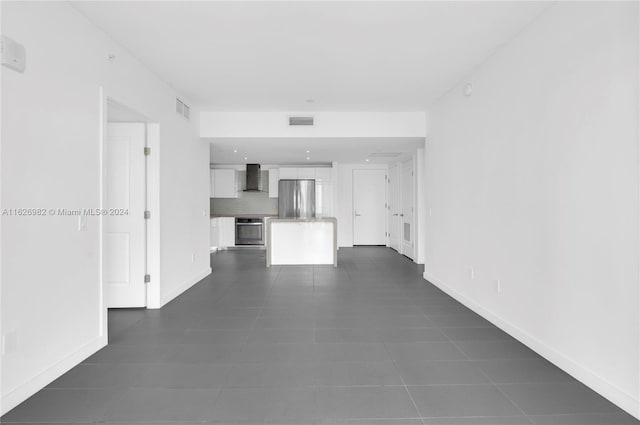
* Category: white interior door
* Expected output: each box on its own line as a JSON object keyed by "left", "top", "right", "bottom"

{"left": 401, "top": 160, "right": 414, "bottom": 259}
{"left": 106, "top": 123, "right": 146, "bottom": 307}
{"left": 388, "top": 165, "right": 400, "bottom": 251}
{"left": 353, "top": 169, "right": 387, "bottom": 245}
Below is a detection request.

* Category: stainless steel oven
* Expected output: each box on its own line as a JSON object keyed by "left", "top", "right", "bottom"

{"left": 235, "top": 218, "right": 264, "bottom": 245}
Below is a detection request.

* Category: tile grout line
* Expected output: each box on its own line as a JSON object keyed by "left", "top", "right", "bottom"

{"left": 444, "top": 332, "right": 533, "bottom": 422}
{"left": 380, "top": 338, "right": 428, "bottom": 425}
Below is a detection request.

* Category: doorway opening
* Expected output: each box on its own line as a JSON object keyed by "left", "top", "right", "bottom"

{"left": 353, "top": 169, "right": 387, "bottom": 246}
{"left": 101, "top": 96, "right": 159, "bottom": 314}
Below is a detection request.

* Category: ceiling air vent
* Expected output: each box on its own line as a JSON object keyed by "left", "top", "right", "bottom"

{"left": 176, "top": 98, "right": 190, "bottom": 120}
{"left": 289, "top": 116, "right": 314, "bottom": 126}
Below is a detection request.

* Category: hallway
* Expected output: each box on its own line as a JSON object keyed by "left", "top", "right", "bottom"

{"left": 3, "top": 248, "right": 637, "bottom": 424}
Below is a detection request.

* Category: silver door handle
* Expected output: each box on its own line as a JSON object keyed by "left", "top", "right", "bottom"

{"left": 393, "top": 213, "right": 398, "bottom": 216}
{"left": 355, "top": 213, "right": 361, "bottom": 216}
{"left": 400, "top": 214, "right": 404, "bottom": 217}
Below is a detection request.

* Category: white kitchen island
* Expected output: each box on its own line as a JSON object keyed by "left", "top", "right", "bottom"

{"left": 265, "top": 217, "right": 337, "bottom": 267}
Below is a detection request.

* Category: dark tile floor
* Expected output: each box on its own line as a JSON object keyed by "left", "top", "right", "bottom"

{"left": 3, "top": 247, "right": 638, "bottom": 424}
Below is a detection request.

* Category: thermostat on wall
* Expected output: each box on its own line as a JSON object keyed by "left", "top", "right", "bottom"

{"left": 1, "top": 35, "right": 26, "bottom": 73}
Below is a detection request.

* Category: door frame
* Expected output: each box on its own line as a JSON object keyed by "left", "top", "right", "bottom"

{"left": 352, "top": 167, "right": 387, "bottom": 245}
{"left": 400, "top": 158, "right": 415, "bottom": 259}
{"left": 387, "top": 164, "right": 400, "bottom": 252}
{"left": 99, "top": 89, "right": 161, "bottom": 324}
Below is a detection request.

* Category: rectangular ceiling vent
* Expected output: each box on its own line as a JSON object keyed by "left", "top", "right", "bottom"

{"left": 176, "top": 98, "right": 190, "bottom": 120}
{"left": 289, "top": 116, "right": 314, "bottom": 126}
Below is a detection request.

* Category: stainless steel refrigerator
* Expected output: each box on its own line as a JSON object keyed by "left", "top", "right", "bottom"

{"left": 278, "top": 179, "right": 316, "bottom": 218}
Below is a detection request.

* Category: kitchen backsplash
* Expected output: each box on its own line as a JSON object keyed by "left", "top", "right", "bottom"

{"left": 210, "top": 170, "right": 278, "bottom": 215}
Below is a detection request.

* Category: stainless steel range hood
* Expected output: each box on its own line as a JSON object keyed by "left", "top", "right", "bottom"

{"left": 244, "top": 164, "right": 261, "bottom": 192}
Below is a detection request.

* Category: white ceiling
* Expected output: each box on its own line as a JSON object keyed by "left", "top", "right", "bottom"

{"left": 207, "top": 137, "right": 425, "bottom": 165}
{"left": 72, "top": 1, "right": 551, "bottom": 111}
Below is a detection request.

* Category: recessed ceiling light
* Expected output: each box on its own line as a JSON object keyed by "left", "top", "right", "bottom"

{"left": 306, "top": 157, "right": 310, "bottom": 160}
{"left": 306, "top": 150, "right": 310, "bottom": 153}
{"left": 365, "top": 159, "right": 370, "bottom": 162}
{"left": 233, "top": 149, "right": 237, "bottom": 153}
{"left": 244, "top": 157, "right": 248, "bottom": 160}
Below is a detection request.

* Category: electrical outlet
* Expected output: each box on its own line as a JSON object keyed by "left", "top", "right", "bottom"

{"left": 469, "top": 267, "right": 475, "bottom": 280}
{"left": 496, "top": 279, "right": 502, "bottom": 293}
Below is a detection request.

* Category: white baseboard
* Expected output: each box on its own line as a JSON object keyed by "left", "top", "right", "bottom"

{"left": 423, "top": 271, "right": 639, "bottom": 420}
{"left": 1, "top": 334, "right": 107, "bottom": 416}
{"left": 160, "top": 267, "right": 211, "bottom": 308}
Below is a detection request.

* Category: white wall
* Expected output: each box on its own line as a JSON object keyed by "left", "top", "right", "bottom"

{"left": 415, "top": 147, "right": 426, "bottom": 265}
{"left": 424, "top": 2, "right": 639, "bottom": 417}
{"left": 201, "top": 111, "right": 427, "bottom": 138}
{"left": 1, "top": 2, "right": 210, "bottom": 414}
{"left": 337, "top": 163, "right": 388, "bottom": 247}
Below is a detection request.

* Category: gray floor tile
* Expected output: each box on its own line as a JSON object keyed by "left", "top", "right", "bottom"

{"left": 408, "top": 385, "right": 522, "bottom": 417}
{"left": 314, "top": 342, "right": 393, "bottom": 362}
{"left": 5, "top": 248, "right": 635, "bottom": 425}
{"left": 454, "top": 340, "right": 540, "bottom": 360}
{"left": 47, "top": 363, "right": 117, "bottom": 388}
{"left": 315, "top": 328, "right": 381, "bottom": 343}
{"left": 385, "top": 342, "right": 468, "bottom": 362}
{"left": 1, "top": 389, "right": 117, "bottom": 422}
{"left": 314, "top": 361, "right": 403, "bottom": 386}
{"left": 498, "top": 382, "right": 622, "bottom": 415}
{"left": 315, "top": 386, "right": 419, "bottom": 419}
{"left": 476, "top": 358, "right": 573, "bottom": 383}
{"left": 319, "top": 419, "right": 424, "bottom": 425}
{"left": 529, "top": 413, "right": 640, "bottom": 424}
{"left": 116, "top": 363, "right": 231, "bottom": 388}
{"left": 428, "top": 312, "right": 494, "bottom": 328}
{"left": 224, "top": 362, "right": 315, "bottom": 387}
{"left": 237, "top": 343, "right": 316, "bottom": 363}
{"left": 181, "top": 329, "right": 250, "bottom": 344}
{"left": 83, "top": 343, "right": 176, "bottom": 363}
{"left": 441, "top": 327, "right": 514, "bottom": 341}
{"left": 103, "top": 388, "right": 219, "bottom": 422}
{"left": 421, "top": 417, "right": 533, "bottom": 424}
{"left": 254, "top": 316, "right": 315, "bottom": 329}
{"left": 395, "top": 360, "right": 490, "bottom": 385}
{"left": 248, "top": 328, "right": 314, "bottom": 343}
{"left": 169, "top": 343, "right": 246, "bottom": 363}
{"left": 212, "top": 387, "right": 315, "bottom": 422}
{"left": 377, "top": 327, "right": 449, "bottom": 343}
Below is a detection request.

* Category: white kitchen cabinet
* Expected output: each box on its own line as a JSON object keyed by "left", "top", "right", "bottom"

{"left": 211, "top": 169, "right": 219, "bottom": 197}
{"left": 268, "top": 168, "right": 279, "bottom": 198}
{"left": 212, "top": 169, "right": 238, "bottom": 198}
{"left": 315, "top": 167, "right": 332, "bottom": 181}
{"left": 278, "top": 167, "right": 298, "bottom": 179}
{"left": 297, "top": 168, "right": 316, "bottom": 179}
{"left": 219, "top": 217, "right": 236, "bottom": 247}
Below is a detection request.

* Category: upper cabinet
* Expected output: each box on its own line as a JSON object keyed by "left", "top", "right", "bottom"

{"left": 277, "top": 167, "right": 331, "bottom": 180}
{"left": 315, "top": 168, "right": 332, "bottom": 181}
{"left": 297, "top": 168, "right": 316, "bottom": 179}
{"left": 211, "top": 169, "right": 239, "bottom": 198}
{"left": 278, "top": 167, "right": 298, "bottom": 179}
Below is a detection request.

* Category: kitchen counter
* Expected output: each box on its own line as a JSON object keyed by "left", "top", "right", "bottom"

{"left": 265, "top": 217, "right": 337, "bottom": 267}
